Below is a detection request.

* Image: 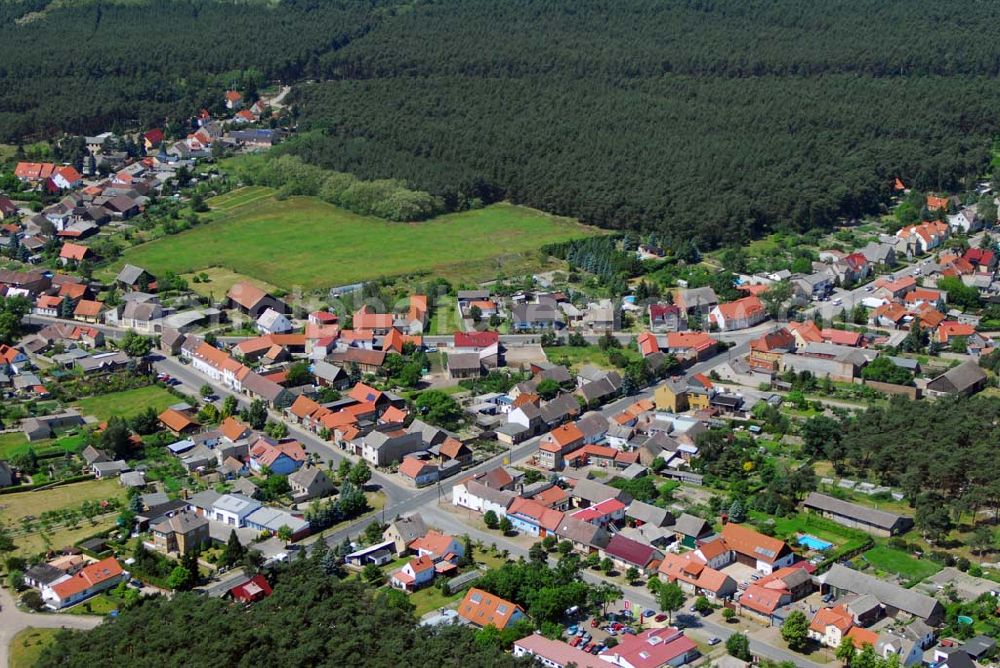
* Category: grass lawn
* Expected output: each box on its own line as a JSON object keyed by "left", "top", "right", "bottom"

{"left": 118, "top": 194, "right": 602, "bottom": 291}
{"left": 9, "top": 628, "right": 63, "bottom": 668}
{"left": 0, "top": 431, "right": 44, "bottom": 458}
{"left": 2, "top": 478, "right": 124, "bottom": 521}
{"left": 544, "top": 344, "right": 640, "bottom": 371}
{"left": 73, "top": 385, "right": 178, "bottom": 421}
{"left": 13, "top": 517, "right": 118, "bottom": 557}
{"left": 66, "top": 592, "right": 121, "bottom": 615}
{"left": 862, "top": 545, "right": 941, "bottom": 582}
{"left": 182, "top": 266, "right": 281, "bottom": 300}
{"left": 409, "top": 584, "right": 465, "bottom": 617}
{"left": 752, "top": 511, "right": 862, "bottom": 547}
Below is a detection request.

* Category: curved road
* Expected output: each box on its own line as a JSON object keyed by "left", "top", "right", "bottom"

{"left": 0, "top": 586, "right": 103, "bottom": 667}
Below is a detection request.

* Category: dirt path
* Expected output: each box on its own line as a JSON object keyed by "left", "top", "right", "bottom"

{"left": 0, "top": 586, "right": 102, "bottom": 667}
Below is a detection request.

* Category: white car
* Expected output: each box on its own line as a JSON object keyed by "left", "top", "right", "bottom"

{"left": 832, "top": 298, "right": 842, "bottom": 305}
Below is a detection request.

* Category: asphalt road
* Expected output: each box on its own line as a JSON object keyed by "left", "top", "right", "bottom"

{"left": 0, "top": 586, "right": 103, "bottom": 668}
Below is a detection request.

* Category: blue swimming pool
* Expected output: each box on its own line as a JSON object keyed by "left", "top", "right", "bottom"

{"left": 798, "top": 534, "right": 834, "bottom": 551}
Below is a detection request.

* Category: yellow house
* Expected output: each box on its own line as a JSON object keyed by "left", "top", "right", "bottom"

{"left": 654, "top": 380, "right": 688, "bottom": 412}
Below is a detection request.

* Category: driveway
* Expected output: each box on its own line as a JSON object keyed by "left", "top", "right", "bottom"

{"left": 0, "top": 586, "right": 103, "bottom": 667}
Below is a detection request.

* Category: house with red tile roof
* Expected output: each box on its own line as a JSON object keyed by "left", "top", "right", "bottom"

{"left": 658, "top": 551, "right": 736, "bottom": 600}
{"left": 571, "top": 498, "right": 625, "bottom": 527}
{"left": 399, "top": 457, "right": 439, "bottom": 487}
{"left": 158, "top": 408, "right": 199, "bottom": 436}
{"left": 72, "top": 299, "right": 104, "bottom": 323}
{"left": 537, "top": 422, "right": 585, "bottom": 470}
{"left": 896, "top": 221, "right": 949, "bottom": 254}
{"left": 513, "top": 633, "right": 606, "bottom": 668}
{"left": 820, "top": 328, "right": 864, "bottom": 347}
{"left": 738, "top": 565, "right": 815, "bottom": 624}
{"left": 719, "top": 522, "right": 795, "bottom": 574}
{"left": 903, "top": 288, "right": 944, "bottom": 309}
{"left": 637, "top": 331, "right": 660, "bottom": 357}
{"left": 601, "top": 534, "right": 663, "bottom": 574}
{"left": 225, "top": 90, "right": 243, "bottom": 109}
{"left": 664, "top": 331, "right": 718, "bottom": 360}
{"left": 353, "top": 305, "right": 394, "bottom": 334}
{"left": 600, "top": 627, "right": 698, "bottom": 668}
{"left": 409, "top": 530, "right": 464, "bottom": 563}
{"left": 142, "top": 128, "right": 165, "bottom": 150}
{"left": 964, "top": 247, "right": 996, "bottom": 273}
{"left": 390, "top": 554, "right": 436, "bottom": 591}
{"left": 249, "top": 438, "right": 306, "bottom": 475}
{"left": 58, "top": 242, "right": 93, "bottom": 265}
{"left": 506, "top": 497, "right": 565, "bottom": 537}
{"left": 809, "top": 605, "right": 855, "bottom": 648}
{"left": 14, "top": 162, "right": 57, "bottom": 183}
{"left": 43, "top": 557, "right": 124, "bottom": 609}
{"left": 709, "top": 295, "right": 766, "bottom": 331}
{"left": 925, "top": 195, "right": 951, "bottom": 211}
{"left": 458, "top": 588, "right": 526, "bottom": 629}
{"left": 648, "top": 303, "right": 684, "bottom": 332}
{"left": 871, "top": 302, "right": 908, "bottom": 329}
{"left": 749, "top": 328, "right": 796, "bottom": 372}
{"left": 454, "top": 330, "right": 500, "bottom": 350}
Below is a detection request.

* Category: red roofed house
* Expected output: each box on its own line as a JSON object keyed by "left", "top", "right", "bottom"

{"left": 809, "top": 605, "right": 855, "bottom": 648}
{"left": 872, "top": 302, "right": 908, "bottom": 329}
{"left": 600, "top": 627, "right": 698, "bottom": 668}
{"left": 50, "top": 166, "right": 83, "bottom": 190}
{"left": 787, "top": 320, "right": 823, "bottom": 348}
{"left": 59, "top": 242, "right": 93, "bottom": 265}
{"left": 964, "top": 247, "right": 997, "bottom": 274}
{"left": 720, "top": 522, "right": 795, "bottom": 574}
{"left": 409, "top": 530, "right": 465, "bottom": 563}
{"left": 454, "top": 330, "right": 500, "bottom": 351}
{"left": 14, "top": 162, "right": 57, "bottom": 183}
{"left": 709, "top": 295, "right": 766, "bottom": 331}
{"left": 648, "top": 303, "right": 684, "bottom": 332}
{"left": 513, "top": 633, "right": 607, "bottom": 668}
{"left": 904, "top": 288, "right": 944, "bottom": 309}
{"left": 506, "top": 497, "right": 565, "bottom": 537}
{"left": 749, "top": 328, "right": 796, "bottom": 372}
{"left": 143, "top": 128, "right": 165, "bottom": 150}
{"left": 820, "top": 328, "right": 864, "bottom": 347}
{"left": 43, "top": 557, "right": 125, "bottom": 609}
{"left": 234, "top": 109, "right": 256, "bottom": 123}
{"left": 390, "top": 554, "right": 436, "bottom": 591}
{"left": 458, "top": 588, "right": 526, "bottom": 629}
{"left": 601, "top": 534, "right": 664, "bottom": 574}
{"left": 225, "top": 90, "right": 243, "bottom": 110}
{"left": 158, "top": 408, "right": 199, "bottom": 436}
{"left": 537, "top": 422, "right": 585, "bottom": 470}
{"left": 34, "top": 294, "right": 63, "bottom": 317}
{"left": 926, "top": 195, "right": 950, "bottom": 212}
{"left": 658, "top": 552, "right": 737, "bottom": 600}
{"left": 738, "top": 565, "right": 814, "bottom": 624}
{"left": 353, "top": 305, "right": 394, "bottom": 334}
{"left": 936, "top": 321, "right": 977, "bottom": 346}
{"left": 571, "top": 498, "right": 626, "bottom": 527}
{"left": 229, "top": 574, "right": 272, "bottom": 603}
{"left": 664, "top": 331, "right": 718, "bottom": 360}
{"left": 0, "top": 197, "right": 18, "bottom": 220}
{"left": 249, "top": 438, "right": 307, "bottom": 475}
{"left": 398, "top": 457, "right": 439, "bottom": 487}
{"left": 637, "top": 331, "right": 660, "bottom": 357}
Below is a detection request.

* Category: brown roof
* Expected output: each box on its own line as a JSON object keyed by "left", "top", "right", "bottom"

{"left": 227, "top": 281, "right": 269, "bottom": 310}
{"left": 457, "top": 588, "right": 525, "bottom": 629}
{"left": 159, "top": 408, "right": 197, "bottom": 433}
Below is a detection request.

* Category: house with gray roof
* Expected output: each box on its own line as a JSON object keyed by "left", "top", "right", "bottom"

{"left": 540, "top": 393, "right": 580, "bottom": 426}
{"left": 554, "top": 515, "right": 611, "bottom": 553}
{"left": 571, "top": 478, "right": 631, "bottom": 508}
{"left": 116, "top": 264, "right": 152, "bottom": 290}
{"left": 820, "top": 564, "right": 943, "bottom": 624}
{"left": 288, "top": 465, "right": 336, "bottom": 502}
{"left": 625, "top": 501, "right": 675, "bottom": 528}
{"left": 802, "top": 492, "right": 913, "bottom": 537}
{"left": 356, "top": 429, "right": 424, "bottom": 467}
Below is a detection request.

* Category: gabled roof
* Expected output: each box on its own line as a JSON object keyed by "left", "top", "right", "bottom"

{"left": 721, "top": 523, "right": 789, "bottom": 564}
{"left": 159, "top": 408, "right": 197, "bottom": 433}
{"left": 810, "top": 605, "right": 853, "bottom": 634}
{"left": 457, "top": 588, "right": 525, "bottom": 629}
{"left": 50, "top": 557, "right": 123, "bottom": 600}
{"left": 603, "top": 534, "right": 660, "bottom": 567}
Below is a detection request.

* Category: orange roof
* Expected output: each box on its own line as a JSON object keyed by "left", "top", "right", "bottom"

{"left": 59, "top": 242, "right": 91, "bottom": 261}
{"left": 874, "top": 303, "right": 907, "bottom": 322}
{"left": 697, "top": 538, "right": 728, "bottom": 561}
{"left": 846, "top": 626, "right": 879, "bottom": 649}
{"left": 787, "top": 320, "right": 823, "bottom": 343}
{"left": 227, "top": 281, "right": 269, "bottom": 310}
{"left": 512, "top": 392, "right": 540, "bottom": 408}
{"left": 810, "top": 605, "right": 853, "bottom": 634}
{"left": 532, "top": 485, "right": 568, "bottom": 508}
{"left": 14, "top": 162, "right": 57, "bottom": 180}
{"left": 399, "top": 457, "right": 434, "bottom": 479}
{"left": 305, "top": 323, "right": 340, "bottom": 341}
{"left": 250, "top": 439, "right": 307, "bottom": 467}
{"left": 905, "top": 288, "right": 941, "bottom": 304}
{"left": 289, "top": 395, "right": 329, "bottom": 421}
{"left": 50, "top": 557, "right": 123, "bottom": 600}
{"left": 59, "top": 282, "right": 87, "bottom": 300}
{"left": 408, "top": 294, "right": 428, "bottom": 322}
{"left": 159, "top": 408, "right": 197, "bottom": 433}
{"left": 720, "top": 523, "right": 789, "bottom": 565}
{"left": 507, "top": 497, "right": 565, "bottom": 530}
{"left": 353, "top": 305, "right": 394, "bottom": 331}
{"left": 658, "top": 552, "right": 731, "bottom": 594}
{"left": 883, "top": 275, "right": 916, "bottom": 294}
{"left": 407, "top": 555, "right": 434, "bottom": 574}
{"left": 225, "top": 90, "right": 243, "bottom": 102}
{"left": 739, "top": 583, "right": 785, "bottom": 615}
{"left": 457, "top": 588, "right": 525, "bottom": 629}
{"left": 665, "top": 331, "right": 717, "bottom": 353}
{"left": 750, "top": 328, "right": 796, "bottom": 353}
{"left": 220, "top": 417, "right": 250, "bottom": 442}
{"left": 937, "top": 321, "right": 976, "bottom": 343}
{"left": 439, "top": 437, "right": 466, "bottom": 459}
{"left": 820, "top": 328, "right": 863, "bottom": 347}
{"left": 36, "top": 295, "right": 62, "bottom": 310}
{"left": 348, "top": 382, "right": 383, "bottom": 404}
{"left": 73, "top": 299, "right": 103, "bottom": 318}
{"left": 380, "top": 405, "right": 408, "bottom": 424}
{"left": 637, "top": 331, "right": 659, "bottom": 356}
{"left": 714, "top": 295, "right": 764, "bottom": 321}
{"left": 926, "top": 195, "right": 950, "bottom": 211}
{"left": 546, "top": 422, "right": 584, "bottom": 448}
{"left": 339, "top": 329, "right": 374, "bottom": 343}
{"left": 235, "top": 109, "right": 255, "bottom": 121}
{"left": 409, "top": 530, "right": 457, "bottom": 558}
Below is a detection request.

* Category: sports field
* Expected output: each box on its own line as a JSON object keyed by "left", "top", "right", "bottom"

{"left": 118, "top": 189, "right": 602, "bottom": 291}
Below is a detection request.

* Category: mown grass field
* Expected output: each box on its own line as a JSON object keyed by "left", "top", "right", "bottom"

{"left": 0, "top": 431, "right": 87, "bottom": 459}
{"left": 73, "top": 386, "right": 177, "bottom": 421}
{"left": 862, "top": 545, "right": 941, "bottom": 582}
{"left": 10, "top": 628, "right": 62, "bottom": 668}
{"left": 2, "top": 478, "right": 124, "bottom": 519}
{"left": 118, "top": 190, "right": 602, "bottom": 291}
{"left": 181, "top": 266, "right": 281, "bottom": 300}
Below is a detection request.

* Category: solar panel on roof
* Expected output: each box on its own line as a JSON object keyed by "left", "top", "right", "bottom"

{"left": 755, "top": 547, "right": 776, "bottom": 558}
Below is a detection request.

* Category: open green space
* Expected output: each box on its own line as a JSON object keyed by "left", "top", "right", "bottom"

{"left": 73, "top": 386, "right": 177, "bottom": 422}
{"left": 544, "top": 344, "right": 641, "bottom": 372}
{"left": 118, "top": 194, "right": 601, "bottom": 291}
{"left": 862, "top": 545, "right": 941, "bottom": 582}
{"left": 181, "top": 266, "right": 281, "bottom": 301}
{"left": 0, "top": 431, "right": 88, "bottom": 459}
{"left": 2, "top": 478, "right": 124, "bottom": 520}
{"left": 66, "top": 592, "right": 121, "bottom": 616}
{"left": 10, "top": 628, "right": 63, "bottom": 668}
{"left": 409, "top": 583, "right": 465, "bottom": 616}
{"left": 751, "top": 511, "right": 863, "bottom": 547}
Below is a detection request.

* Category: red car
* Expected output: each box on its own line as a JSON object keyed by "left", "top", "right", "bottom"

{"left": 654, "top": 614, "right": 668, "bottom": 623}
{"left": 612, "top": 622, "right": 624, "bottom": 631}
{"left": 590, "top": 619, "right": 600, "bottom": 628}
{"left": 569, "top": 637, "right": 582, "bottom": 648}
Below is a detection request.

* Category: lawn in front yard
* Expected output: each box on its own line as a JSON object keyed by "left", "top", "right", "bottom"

{"left": 65, "top": 592, "right": 122, "bottom": 615}
{"left": 73, "top": 385, "right": 178, "bottom": 421}
{"left": 751, "top": 511, "right": 863, "bottom": 547}
{"left": 543, "top": 344, "right": 640, "bottom": 371}
{"left": 409, "top": 584, "right": 465, "bottom": 617}
{"left": 862, "top": 545, "right": 941, "bottom": 582}
{"left": 9, "top": 628, "right": 63, "bottom": 668}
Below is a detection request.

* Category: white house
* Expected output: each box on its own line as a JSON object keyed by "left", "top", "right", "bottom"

{"left": 452, "top": 479, "right": 515, "bottom": 516}
{"left": 256, "top": 308, "right": 293, "bottom": 335}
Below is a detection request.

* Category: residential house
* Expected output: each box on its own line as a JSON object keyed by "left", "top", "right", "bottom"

{"left": 896, "top": 221, "right": 949, "bottom": 254}
{"left": 256, "top": 308, "right": 293, "bottom": 335}
{"left": 58, "top": 242, "right": 93, "bottom": 266}
{"left": 151, "top": 510, "right": 210, "bottom": 554}
{"left": 663, "top": 331, "right": 718, "bottom": 361}
{"left": 229, "top": 574, "right": 273, "bottom": 604}
{"left": 506, "top": 497, "right": 565, "bottom": 537}
{"left": 356, "top": 428, "right": 424, "bottom": 467}
{"left": 288, "top": 466, "right": 336, "bottom": 502}
{"left": 749, "top": 328, "right": 796, "bottom": 373}
{"left": 739, "top": 566, "right": 814, "bottom": 624}
{"left": 537, "top": 422, "right": 584, "bottom": 470}
{"left": 648, "top": 303, "right": 685, "bottom": 332}
{"left": 158, "top": 408, "right": 198, "bottom": 436}
{"left": 452, "top": 478, "right": 516, "bottom": 517}
{"left": 719, "top": 522, "right": 795, "bottom": 574}
{"left": 599, "top": 627, "right": 698, "bottom": 668}
{"left": 513, "top": 634, "right": 606, "bottom": 668}
{"left": 948, "top": 206, "right": 981, "bottom": 234}
{"left": 120, "top": 300, "right": 162, "bottom": 333}
{"left": 710, "top": 295, "right": 766, "bottom": 331}
{"left": 572, "top": 477, "right": 632, "bottom": 508}
{"left": 553, "top": 516, "right": 611, "bottom": 554}
{"left": 601, "top": 534, "right": 663, "bottom": 574}
{"left": 819, "top": 564, "right": 944, "bottom": 624}
{"left": 809, "top": 605, "right": 856, "bottom": 648}
{"left": 42, "top": 557, "right": 124, "bottom": 610}
{"left": 116, "top": 264, "right": 153, "bottom": 292}
{"left": 249, "top": 438, "right": 307, "bottom": 475}
{"left": 659, "top": 552, "right": 737, "bottom": 600}
{"left": 511, "top": 300, "right": 559, "bottom": 330}
{"left": 802, "top": 492, "right": 913, "bottom": 537}
{"left": 457, "top": 588, "right": 526, "bottom": 629}
{"left": 399, "top": 457, "right": 439, "bottom": 487}
{"left": 383, "top": 513, "right": 428, "bottom": 555}
{"left": 859, "top": 242, "right": 896, "bottom": 267}
{"left": 390, "top": 555, "right": 436, "bottom": 591}
{"left": 675, "top": 287, "right": 718, "bottom": 315}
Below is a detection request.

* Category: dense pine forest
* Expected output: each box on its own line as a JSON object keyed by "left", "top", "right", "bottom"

{"left": 2, "top": 0, "right": 1000, "bottom": 242}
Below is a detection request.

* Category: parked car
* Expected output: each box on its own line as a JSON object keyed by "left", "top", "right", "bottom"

{"left": 708, "top": 637, "right": 721, "bottom": 646}
{"left": 590, "top": 619, "right": 599, "bottom": 628}
{"left": 654, "top": 614, "right": 668, "bottom": 623}
{"left": 642, "top": 609, "right": 655, "bottom": 618}
{"left": 570, "top": 637, "right": 582, "bottom": 647}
